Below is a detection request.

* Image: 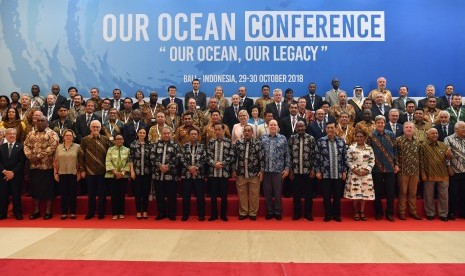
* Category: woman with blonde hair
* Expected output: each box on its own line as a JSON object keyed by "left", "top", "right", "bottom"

{"left": 165, "top": 102, "right": 181, "bottom": 130}
{"left": 231, "top": 109, "right": 256, "bottom": 144}
{"left": 214, "top": 86, "right": 229, "bottom": 112}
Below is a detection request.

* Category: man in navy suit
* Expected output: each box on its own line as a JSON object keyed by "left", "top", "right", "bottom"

{"left": 307, "top": 109, "right": 327, "bottom": 141}
{"left": 280, "top": 103, "right": 306, "bottom": 139}
{"left": 0, "top": 128, "right": 26, "bottom": 220}
{"left": 385, "top": 109, "right": 404, "bottom": 138}
{"left": 184, "top": 78, "right": 207, "bottom": 111}
{"left": 302, "top": 82, "right": 323, "bottom": 111}
{"left": 74, "top": 100, "right": 102, "bottom": 143}
{"left": 238, "top": 86, "right": 254, "bottom": 115}
{"left": 109, "top": 88, "right": 124, "bottom": 111}
{"left": 266, "top": 88, "right": 290, "bottom": 121}
{"left": 435, "top": 110, "right": 455, "bottom": 142}
{"left": 162, "top": 85, "right": 184, "bottom": 116}
{"left": 223, "top": 94, "right": 241, "bottom": 132}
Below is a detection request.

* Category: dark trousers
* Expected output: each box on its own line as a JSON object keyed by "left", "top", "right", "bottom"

{"left": 263, "top": 172, "right": 283, "bottom": 216}
{"left": 373, "top": 172, "right": 395, "bottom": 217}
{"left": 134, "top": 175, "right": 151, "bottom": 213}
{"left": 449, "top": 173, "right": 465, "bottom": 217}
{"left": 0, "top": 176, "right": 23, "bottom": 217}
{"left": 110, "top": 178, "right": 126, "bottom": 215}
{"left": 155, "top": 180, "right": 177, "bottom": 218}
{"left": 86, "top": 175, "right": 106, "bottom": 217}
{"left": 321, "top": 178, "right": 343, "bottom": 217}
{"left": 293, "top": 174, "right": 314, "bottom": 217}
{"left": 181, "top": 178, "right": 206, "bottom": 218}
{"left": 209, "top": 177, "right": 228, "bottom": 218}
{"left": 58, "top": 174, "right": 77, "bottom": 214}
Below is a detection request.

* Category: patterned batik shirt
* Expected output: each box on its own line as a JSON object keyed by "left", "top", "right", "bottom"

{"left": 24, "top": 128, "right": 59, "bottom": 170}
{"left": 444, "top": 133, "right": 465, "bottom": 173}
{"left": 261, "top": 133, "right": 290, "bottom": 173}
{"left": 150, "top": 140, "right": 180, "bottom": 181}
{"left": 288, "top": 133, "right": 316, "bottom": 175}
{"left": 420, "top": 141, "right": 450, "bottom": 182}
{"left": 396, "top": 135, "right": 421, "bottom": 176}
{"left": 78, "top": 134, "right": 110, "bottom": 175}
{"left": 207, "top": 137, "right": 234, "bottom": 178}
{"left": 314, "top": 136, "right": 347, "bottom": 179}
{"left": 233, "top": 138, "right": 264, "bottom": 177}
{"left": 367, "top": 129, "right": 397, "bottom": 173}
{"left": 180, "top": 142, "right": 206, "bottom": 179}
{"left": 129, "top": 140, "right": 152, "bottom": 176}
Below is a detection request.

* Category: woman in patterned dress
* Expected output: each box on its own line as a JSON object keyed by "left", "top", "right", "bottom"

{"left": 344, "top": 129, "right": 375, "bottom": 221}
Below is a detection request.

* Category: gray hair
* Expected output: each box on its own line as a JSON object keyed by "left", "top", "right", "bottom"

{"left": 374, "top": 115, "right": 386, "bottom": 122}
{"left": 439, "top": 110, "right": 450, "bottom": 120}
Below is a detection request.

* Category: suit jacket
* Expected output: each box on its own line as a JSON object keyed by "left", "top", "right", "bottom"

{"left": 371, "top": 105, "right": 391, "bottom": 120}
{"left": 55, "top": 94, "right": 67, "bottom": 107}
{"left": 122, "top": 120, "right": 147, "bottom": 148}
{"left": 110, "top": 98, "right": 124, "bottom": 111}
{"left": 307, "top": 120, "right": 327, "bottom": 141}
{"left": 223, "top": 105, "right": 241, "bottom": 132}
{"left": 65, "top": 98, "right": 85, "bottom": 110}
{"left": 418, "top": 97, "right": 443, "bottom": 109}
{"left": 184, "top": 91, "right": 207, "bottom": 111}
{"left": 162, "top": 97, "right": 184, "bottom": 116}
{"left": 279, "top": 115, "right": 306, "bottom": 139}
{"left": 41, "top": 104, "right": 59, "bottom": 123}
{"left": 302, "top": 94, "right": 323, "bottom": 111}
{"left": 265, "top": 102, "right": 290, "bottom": 121}
{"left": 434, "top": 123, "right": 454, "bottom": 142}
{"left": 385, "top": 122, "right": 404, "bottom": 138}
{"left": 74, "top": 113, "right": 102, "bottom": 143}
{"left": 239, "top": 97, "right": 254, "bottom": 114}
{"left": 399, "top": 112, "right": 415, "bottom": 124}
{"left": 437, "top": 95, "right": 452, "bottom": 110}
{"left": 325, "top": 89, "right": 346, "bottom": 106}
{"left": 0, "top": 142, "right": 25, "bottom": 175}
{"left": 392, "top": 97, "right": 416, "bottom": 114}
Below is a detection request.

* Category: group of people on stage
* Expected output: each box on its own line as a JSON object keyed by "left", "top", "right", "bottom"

{"left": 1, "top": 77, "right": 465, "bottom": 223}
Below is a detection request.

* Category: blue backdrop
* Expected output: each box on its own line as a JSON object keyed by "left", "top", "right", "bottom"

{"left": 0, "top": 0, "right": 464, "bottom": 98}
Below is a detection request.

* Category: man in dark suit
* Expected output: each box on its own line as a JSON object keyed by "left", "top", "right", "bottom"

{"left": 320, "top": 101, "right": 336, "bottom": 124}
{"left": 435, "top": 110, "right": 454, "bottom": 141}
{"left": 266, "top": 88, "right": 290, "bottom": 120}
{"left": 41, "top": 93, "right": 60, "bottom": 123}
{"left": 75, "top": 99, "right": 102, "bottom": 143}
{"left": 437, "top": 84, "right": 455, "bottom": 110}
{"left": 65, "top": 86, "right": 83, "bottom": 109}
{"left": 418, "top": 84, "right": 444, "bottom": 109}
{"left": 280, "top": 103, "right": 306, "bottom": 139}
{"left": 302, "top": 82, "right": 323, "bottom": 111}
{"left": 392, "top": 85, "right": 416, "bottom": 114}
{"left": 307, "top": 109, "right": 327, "bottom": 141}
{"left": 184, "top": 78, "right": 207, "bottom": 111}
{"left": 162, "top": 85, "right": 184, "bottom": 116}
{"left": 110, "top": 88, "right": 124, "bottom": 111}
{"left": 223, "top": 94, "right": 241, "bottom": 132}
{"left": 51, "top": 83, "right": 67, "bottom": 107}
{"left": 385, "top": 109, "right": 404, "bottom": 138}
{"left": 0, "top": 128, "right": 26, "bottom": 220}
{"left": 238, "top": 86, "right": 254, "bottom": 115}
{"left": 371, "top": 91, "right": 391, "bottom": 120}
{"left": 122, "top": 109, "right": 146, "bottom": 147}
{"left": 399, "top": 100, "right": 416, "bottom": 124}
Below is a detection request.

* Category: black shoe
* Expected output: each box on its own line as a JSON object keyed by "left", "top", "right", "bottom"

{"left": 238, "top": 215, "right": 248, "bottom": 220}
{"left": 448, "top": 214, "right": 456, "bottom": 221}
{"left": 44, "top": 213, "right": 53, "bottom": 220}
{"left": 98, "top": 215, "right": 105, "bottom": 220}
{"left": 181, "top": 216, "right": 188, "bottom": 221}
{"left": 14, "top": 214, "right": 23, "bottom": 220}
{"left": 155, "top": 215, "right": 167, "bottom": 220}
{"left": 305, "top": 215, "right": 314, "bottom": 221}
{"left": 249, "top": 216, "right": 257, "bottom": 221}
{"left": 199, "top": 217, "right": 205, "bottom": 221}
{"left": 292, "top": 215, "right": 301, "bottom": 220}
{"left": 208, "top": 216, "right": 218, "bottom": 221}
{"left": 426, "top": 216, "right": 435, "bottom": 220}
{"left": 439, "top": 216, "right": 448, "bottom": 222}
{"left": 375, "top": 214, "right": 383, "bottom": 220}
{"left": 70, "top": 214, "right": 77, "bottom": 220}
{"left": 29, "top": 212, "right": 41, "bottom": 220}
{"left": 61, "top": 215, "right": 67, "bottom": 220}
{"left": 386, "top": 215, "right": 395, "bottom": 222}
{"left": 323, "top": 216, "right": 331, "bottom": 222}
{"left": 275, "top": 215, "right": 282, "bottom": 221}
{"left": 169, "top": 216, "right": 176, "bottom": 221}
{"left": 220, "top": 216, "right": 228, "bottom": 221}
{"left": 265, "top": 214, "right": 274, "bottom": 220}
{"left": 333, "top": 216, "right": 342, "bottom": 222}
{"left": 85, "top": 214, "right": 94, "bottom": 220}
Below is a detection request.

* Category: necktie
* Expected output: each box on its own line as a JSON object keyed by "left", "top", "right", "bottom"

{"left": 392, "top": 124, "right": 396, "bottom": 131}
{"left": 170, "top": 98, "right": 174, "bottom": 103}
{"left": 292, "top": 116, "right": 296, "bottom": 126}
{"left": 448, "top": 97, "right": 451, "bottom": 106}
{"left": 277, "top": 103, "right": 281, "bottom": 117}
{"left": 234, "top": 107, "right": 238, "bottom": 118}
{"left": 103, "top": 111, "right": 107, "bottom": 121}
{"left": 48, "top": 106, "right": 53, "bottom": 119}
{"left": 86, "top": 114, "right": 91, "bottom": 126}
{"left": 379, "top": 105, "right": 384, "bottom": 114}
{"left": 319, "top": 122, "right": 323, "bottom": 131}
{"left": 311, "top": 95, "right": 314, "bottom": 106}
{"left": 408, "top": 114, "right": 412, "bottom": 121}
{"left": 8, "top": 143, "right": 13, "bottom": 158}
{"left": 240, "top": 98, "right": 244, "bottom": 107}
{"left": 443, "top": 125, "right": 447, "bottom": 136}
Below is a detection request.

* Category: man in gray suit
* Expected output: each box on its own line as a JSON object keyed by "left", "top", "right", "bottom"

{"left": 324, "top": 78, "right": 346, "bottom": 106}
{"left": 392, "top": 85, "right": 416, "bottom": 114}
